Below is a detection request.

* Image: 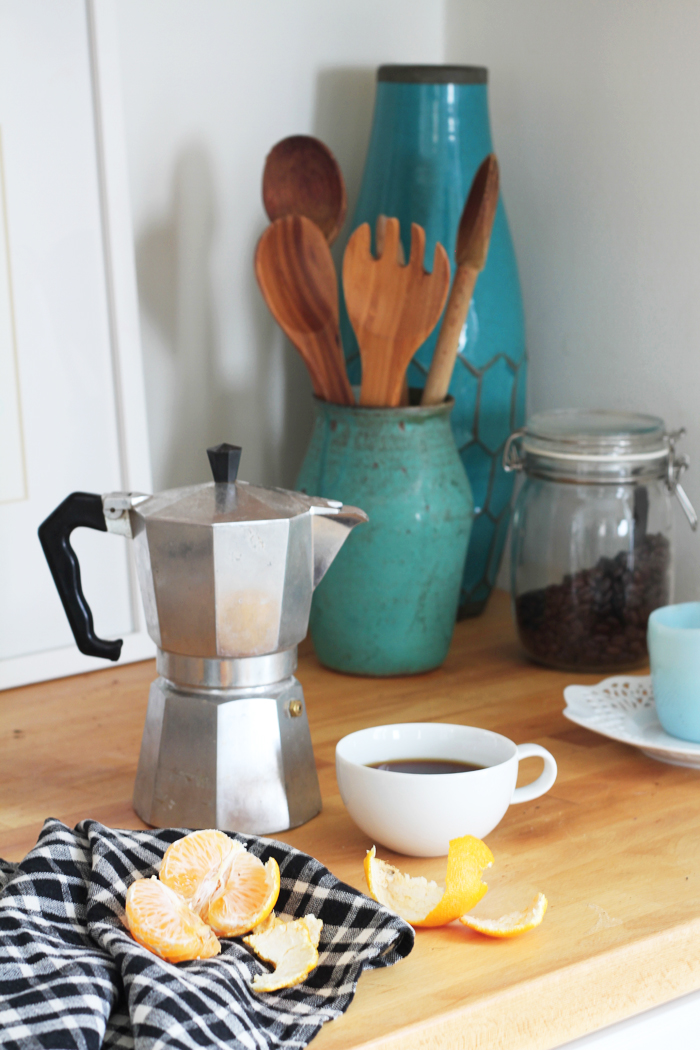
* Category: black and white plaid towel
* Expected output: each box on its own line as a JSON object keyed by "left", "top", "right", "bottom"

{"left": 0, "top": 819, "right": 414, "bottom": 1050}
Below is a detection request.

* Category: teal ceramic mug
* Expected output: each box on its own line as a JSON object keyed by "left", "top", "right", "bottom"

{"left": 648, "top": 602, "right": 700, "bottom": 742}
{"left": 296, "top": 395, "right": 474, "bottom": 676}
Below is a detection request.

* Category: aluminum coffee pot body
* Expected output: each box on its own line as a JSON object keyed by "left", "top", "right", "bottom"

{"left": 38, "top": 444, "right": 367, "bottom": 835}
{"left": 39, "top": 444, "right": 366, "bottom": 663}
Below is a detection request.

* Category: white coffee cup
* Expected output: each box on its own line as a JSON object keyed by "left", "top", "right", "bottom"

{"left": 336, "top": 722, "right": 558, "bottom": 857}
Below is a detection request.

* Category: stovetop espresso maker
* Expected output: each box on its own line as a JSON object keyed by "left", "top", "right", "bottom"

{"left": 39, "top": 444, "right": 367, "bottom": 833}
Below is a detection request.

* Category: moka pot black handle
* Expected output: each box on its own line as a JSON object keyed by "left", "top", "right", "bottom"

{"left": 38, "top": 492, "right": 123, "bottom": 661}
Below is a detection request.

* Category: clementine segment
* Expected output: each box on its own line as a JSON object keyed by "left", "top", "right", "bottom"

{"left": 159, "top": 829, "right": 244, "bottom": 912}
{"left": 125, "top": 876, "right": 221, "bottom": 963}
{"left": 207, "top": 851, "right": 280, "bottom": 937}
{"left": 159, "top": 829, "right": 280, "bottom": 936}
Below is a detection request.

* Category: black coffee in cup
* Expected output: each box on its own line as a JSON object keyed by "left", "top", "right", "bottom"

{"left": 367, "top": 759, "right": 486, "bottom": 775}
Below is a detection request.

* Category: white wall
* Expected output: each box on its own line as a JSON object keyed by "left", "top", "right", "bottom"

{"left": 445, "top": 0, "right": 700, "bottom": 599}
{"left": 115, "top": 0, "right": 700, "bottom": 600}
{"left": 114, "top": 0, "right": 443, "bottom": 492}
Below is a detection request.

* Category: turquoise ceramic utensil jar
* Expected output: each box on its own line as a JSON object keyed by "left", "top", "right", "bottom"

{"left": 340, "top": 65, "right": 526, "bottom": 617}
{"left": 296, "top": 396, "right": 473, "bottom": 676}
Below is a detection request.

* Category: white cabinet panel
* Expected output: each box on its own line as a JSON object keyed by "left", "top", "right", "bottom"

{"left": 0, "top": 1, "right": 154, "bottom": 686}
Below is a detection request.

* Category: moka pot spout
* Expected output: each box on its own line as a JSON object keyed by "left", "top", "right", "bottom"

{"left": 310, "top": 503, "right": 368, "bottom": 588}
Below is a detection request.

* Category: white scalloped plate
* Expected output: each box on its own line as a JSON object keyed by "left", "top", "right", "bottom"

{"left": 563, "top": 676, "right": 700, "bottom": 769}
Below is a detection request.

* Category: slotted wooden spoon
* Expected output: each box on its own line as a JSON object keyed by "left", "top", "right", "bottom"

{"left": 255, "top": 214, "right": 354, "bottom": 405}
{"left": 422, "top": 154, "right": 500, "bottom": 405}
{"left": 262, "top": 135, "right": 347, "bottom": 246}
{"left": 343, "top": 218, "right": 450, "bottom": 407}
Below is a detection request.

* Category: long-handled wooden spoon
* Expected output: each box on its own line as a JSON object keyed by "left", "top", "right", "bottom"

{"left": 343, "top": 218, "right": 450, "bottom": 407}
{"left": 262, "top": 135, "right": 347, "bottom": 246}
{"left": 255, "top": 214, "right": 354, "bottom": 405}
{"left": 422, "top": 155, "right": 500, "bottom": 405}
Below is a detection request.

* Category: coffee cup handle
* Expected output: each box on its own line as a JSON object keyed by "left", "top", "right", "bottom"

{"left": 511, "top": 744, "right": 558, "bottom": 803}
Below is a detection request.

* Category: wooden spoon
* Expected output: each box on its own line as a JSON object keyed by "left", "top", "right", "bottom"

{"left": 255, "top": 214, "right": 354, "bottom": 405}
{"left": 262, "top": 135, "right": 347, "bottom": 246}
{"left": 343, "top": 218, "right": 450, "bottom": 407}
{"left": 422, "top": 155, "right": 500, "bottom": 405}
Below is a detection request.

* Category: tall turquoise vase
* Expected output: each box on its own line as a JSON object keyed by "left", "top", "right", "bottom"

{"left": 340, "top": 65, "right": 527, "bottom": 616}
{"left": 296, "top": 397, "right": 473, "bottom": 676}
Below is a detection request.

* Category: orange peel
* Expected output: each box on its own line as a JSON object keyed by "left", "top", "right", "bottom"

{"left": 459, "top": 892, "right": 547, "bottom": 938}
{"left": 246, "top": 910, "right": 323, "bottom": 948}
{"left": 364, "top": 835, "right": 494, "bottom": 927}
{"left": 244, "top": 917, "right": 321, "bottom": 992}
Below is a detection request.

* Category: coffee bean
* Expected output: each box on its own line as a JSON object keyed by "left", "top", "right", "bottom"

{"left": 515, "top": 533, "right": 670, "bottom": 671}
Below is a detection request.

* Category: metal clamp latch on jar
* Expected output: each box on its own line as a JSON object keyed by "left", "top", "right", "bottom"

{"left": 503, "top": 429, "right": 525, "bottom": 473}
{"left": 667, "top": 429, "right": 698, "bottom": 531}
{"left": 503, "top": 425, "right": 698, "bottom": 530}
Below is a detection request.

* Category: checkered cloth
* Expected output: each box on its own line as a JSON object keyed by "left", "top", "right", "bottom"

{"left": 0, "top": 819, "right": 414, "bottom": 1050}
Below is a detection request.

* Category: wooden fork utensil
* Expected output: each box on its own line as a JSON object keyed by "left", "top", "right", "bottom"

{"left": 343, "top": 218, "right": 450, "bottom": 407}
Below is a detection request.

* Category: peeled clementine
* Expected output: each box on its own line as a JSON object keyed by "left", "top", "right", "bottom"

{"left": 159, "top": 829, "right": 280, "bottom": 937}
{"left": 159, "top": 829, "right": 244, "bottom": 912}
{"left": 125, "top": 876, "right": 221, "bottom": 963}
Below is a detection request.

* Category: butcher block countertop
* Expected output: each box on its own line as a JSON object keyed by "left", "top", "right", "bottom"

{"left": 2, "top": 590, "right": 700, "bottom": 1049}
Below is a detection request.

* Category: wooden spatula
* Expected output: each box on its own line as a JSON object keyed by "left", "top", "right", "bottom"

{"left": 255, "top": 215, "right": 354, "bottom": 405}
{"left": 375, "top": 214, "right": 405, "bottom": 264}
{"left": 422, "top": 155, "right": 500, "bottom": 405}
{"left": 376, "top": 216, "right": 409, "bottom": 405}
{"left": 343, "top": 218, "right": 450, "bottom": 407}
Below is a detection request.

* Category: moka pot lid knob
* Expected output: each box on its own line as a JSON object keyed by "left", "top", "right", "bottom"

{"left": 207, "top": 443, "right": 242, "bottom": 484}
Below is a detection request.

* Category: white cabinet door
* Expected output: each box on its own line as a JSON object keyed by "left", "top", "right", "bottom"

{"left": 0, "top": 0, "right": 154, "bottom": 688}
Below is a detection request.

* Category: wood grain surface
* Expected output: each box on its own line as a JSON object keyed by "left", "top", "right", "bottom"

{"left": 1, "top": 591, "right": 699, "bottom": 1049}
